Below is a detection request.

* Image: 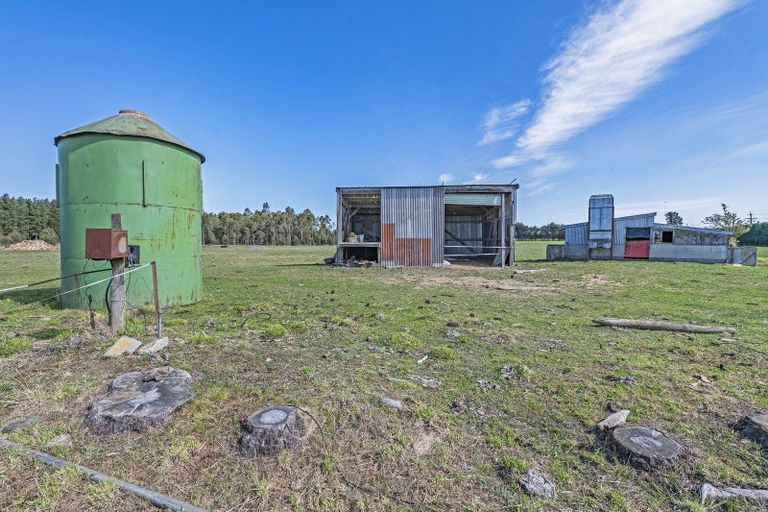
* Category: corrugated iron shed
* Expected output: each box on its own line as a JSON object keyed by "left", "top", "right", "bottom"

{"left": 336, "top": 184, "right": 517, "bottom": 268}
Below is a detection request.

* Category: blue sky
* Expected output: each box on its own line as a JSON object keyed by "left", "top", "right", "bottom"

{"left": 1, "top": 0, "right": 765, "bottom": 225}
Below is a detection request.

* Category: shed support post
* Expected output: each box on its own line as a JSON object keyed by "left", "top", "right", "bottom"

{"left": 500, "top": 193, "right": 506, "bottom": 267}
{"left": 109, "top": 213, "right": 126, "bottom": 333}
{"left": 335, "top": 190, "right": 343, "bottom": 264}
{"left": 511, "top": 189, "right": 517, "bottom": 267}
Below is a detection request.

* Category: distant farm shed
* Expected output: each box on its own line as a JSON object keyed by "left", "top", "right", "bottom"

{"left": 336, "top": 184, "right": 518, "bottom": 267}
{"left": 548, "top": 195, "right": 756, "bottom": 265}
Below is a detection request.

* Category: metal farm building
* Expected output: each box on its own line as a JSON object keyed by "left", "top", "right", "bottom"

{"left": 335, "top": 184, "right": 518, "bottom": 267}
{"left": 548, "top": 195, "right": 757, "bottom": 265}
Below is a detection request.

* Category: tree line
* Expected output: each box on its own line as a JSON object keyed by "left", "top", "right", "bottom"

{"left": 0, "top": 196, "right": 336, "bottom": 247}
{"left": 514, "top": 222, "right": 564, "bottom": 240}
{"left": 0, "top": 194, "right": 59, "bottom": 245}
{"left": 202, "top": 203, "right": 336, "bottom": 245}
{"left": 3, "top": 194, "right": 766, "bottom": 247}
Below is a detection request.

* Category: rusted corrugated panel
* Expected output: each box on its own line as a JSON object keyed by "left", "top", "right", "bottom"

{"left": 381, "top": 223, "right": 395, "bottom": 266}
{"left": 381, "top": 187, "right": 442, "bottom": 266}
{"left": 392, "top": 238, "right": 432, "bottom": 267}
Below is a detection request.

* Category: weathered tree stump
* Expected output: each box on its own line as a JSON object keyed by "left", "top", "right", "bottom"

{"left": 734, "top": 414, "right": 768, "bottom": 448}
{"left": 83, "top": 366, "right": 195, "bottom": 434}
{"left": 611, "top": 425, "right": 685, "bottom": 469}
{"left": 238, "top": 405, "right": 306, "bottom": 457}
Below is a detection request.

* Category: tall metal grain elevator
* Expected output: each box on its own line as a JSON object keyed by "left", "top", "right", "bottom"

{"left": 54, "top": 110, "right": 205, "bottom": 309}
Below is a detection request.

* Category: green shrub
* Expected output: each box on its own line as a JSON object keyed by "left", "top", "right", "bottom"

{"left": 389, "top": 332, "right": 420, "bottom": 350}
{"left": 0, "top": 337, "right": 32, "bottom": 357}
{"left": 429, "top": 345, "right": 456, "bottom": 360}
{"left": 263, "top": 323, "right": 287, "bottom": 339}
{"left": 412, "top": 405, "right": 435, "bottom": 423}
{"left": 498, "top": 454, "right": 529, "bottom": 478}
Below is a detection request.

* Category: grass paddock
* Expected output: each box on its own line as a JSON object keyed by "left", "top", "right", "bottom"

{"left": 0, "top": 242, "right": 766, "bottom": 511}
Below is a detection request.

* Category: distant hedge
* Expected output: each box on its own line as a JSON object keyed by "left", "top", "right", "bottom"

{"left": 739, "top": 222, "right": 768, "bottom": 246}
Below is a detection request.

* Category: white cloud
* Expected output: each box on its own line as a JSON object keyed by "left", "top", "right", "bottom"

{"left": 438, "top": 173, "right": 453, "bottom": 184}
{"left": 472, "top": 173, "right": 488, "bottom": 182}
{"left": 493, "top": 0, "right": 742, "bottom": 171}
{"left": 479, "top": 100, "right": 531, "bottom": 145}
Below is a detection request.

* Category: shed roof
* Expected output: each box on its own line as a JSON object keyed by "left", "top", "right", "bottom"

{"left": 54, "top": 110, "right": 205, "bottom": 163}
{"left": 564, "top": 212, "right": 657, "bottom": 229}
{"left": 337, "top": 184, "right": 518, "bottom": 194}
{"left": 654, "top": 223, "right": 731, "bottom": 235}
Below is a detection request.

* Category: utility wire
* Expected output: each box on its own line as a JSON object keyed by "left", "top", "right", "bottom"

{"left": 0, "top": 263, "right": 151, "bottom": 316}
{"left": 0, "top": 268, "right": 114, "bottom": 296}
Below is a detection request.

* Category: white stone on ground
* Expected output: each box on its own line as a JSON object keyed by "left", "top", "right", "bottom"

{"left": 380, "top": 396, "right": 403, "bottom": 410}
{"left": 598, "top": 410, "right": 630, "bottom": 431}
{"left": 138, "top": 337, "right": 169, "bottom": 354}
{"left": 104, "top": 336, "right": 142, "bottom": 357}
{"left": 520, "top": 469, "right": 556, "bottom": 498}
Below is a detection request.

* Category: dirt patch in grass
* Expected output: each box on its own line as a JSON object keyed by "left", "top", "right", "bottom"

{"left": 381, "top": 269, "right": 560, "bottom": 293}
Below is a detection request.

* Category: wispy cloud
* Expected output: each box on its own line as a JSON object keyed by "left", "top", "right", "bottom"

{"left": 479, "top": 100, "right": 531, "bottom": 145}
{"left": 438, "top": 173, "right": 453, "bottom": 184}
{"left": 526, "top": 179, "right": 562, "bottom": 196}
{"left": 618, "top": 196, "right": 719, "bottom": 216}
{"left": 491, "top": 0, "right": 743, "bottom": 179}
{"left": 518, "top": 0, "right": 742, "bottom": 154}
{"left": 472, "top": 172, "right": 488, "bottom": 182}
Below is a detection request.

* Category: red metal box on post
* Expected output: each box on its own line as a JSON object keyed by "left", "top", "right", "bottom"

{"left": 85, "top": 228, "right": 129, "bottom": 260}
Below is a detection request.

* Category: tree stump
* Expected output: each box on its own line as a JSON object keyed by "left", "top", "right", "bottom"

{"left": 734, "top": 414, "right": 768, "bottom": 448}
{"left": 238, "top": 405, "right": 306, "bottom": 457}
{"left": 83, "top": 367, "right": 195, "bottom": 434}
{"left": 611, "top": 425, "right": 685, "bottom": 469}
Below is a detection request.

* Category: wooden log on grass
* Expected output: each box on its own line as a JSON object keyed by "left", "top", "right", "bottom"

{"left": 593, "top": 318, "right": 736, "bottom": 335}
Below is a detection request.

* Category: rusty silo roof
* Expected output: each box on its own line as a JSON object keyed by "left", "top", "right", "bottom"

{"left": 54, "top": 110, "right": 205, "bottom": 162}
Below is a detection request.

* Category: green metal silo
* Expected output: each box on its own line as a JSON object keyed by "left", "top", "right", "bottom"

{"left": 55, "top": 110, "right": 205, "bottom": 310}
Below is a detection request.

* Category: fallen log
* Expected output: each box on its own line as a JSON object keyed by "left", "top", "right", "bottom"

{"left": 700, "top": 483, "right": 768, "bottom": 504}
{"left": 0, "top": 439, "right": 207, "bottom": 511}
{"left": 593, "top": 318, "right": 736, "bottom": 335}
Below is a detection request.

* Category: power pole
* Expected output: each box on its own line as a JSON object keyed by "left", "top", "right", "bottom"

{"left": 747, "top": 212, "right": 755, "bottom": 225}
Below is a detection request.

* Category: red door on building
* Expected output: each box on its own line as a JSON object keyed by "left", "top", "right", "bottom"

{"left": 625, "top": 239, "right": 650, "bottom": 259}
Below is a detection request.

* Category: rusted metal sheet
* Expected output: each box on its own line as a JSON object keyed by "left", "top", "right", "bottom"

{"left": 380, "top": 187, "right": 443, "bottom": 267}
{"left": 85, "top": 228, "right": 128, "bottom": 260}
{"left": 625, "top": 239, "right": 650, "bottom": 259}
{"left": 381, "top": 223, "right": 395, "bottom": 264}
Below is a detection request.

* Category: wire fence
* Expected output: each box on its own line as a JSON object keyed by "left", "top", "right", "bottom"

{"left": 0, "top": 263, "right": 151, "bottom": 316}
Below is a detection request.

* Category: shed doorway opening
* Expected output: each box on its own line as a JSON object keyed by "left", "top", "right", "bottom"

{"left": 338, "top": 191, "right": 381, "bottom": 264}
{"left": 444, "top": 192, "right": 509, "bottom": 266}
